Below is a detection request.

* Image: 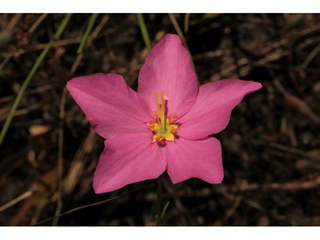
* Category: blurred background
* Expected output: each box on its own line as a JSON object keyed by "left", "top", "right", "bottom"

{"left": 0, "top": 13, "right": 320, "bottom": 226}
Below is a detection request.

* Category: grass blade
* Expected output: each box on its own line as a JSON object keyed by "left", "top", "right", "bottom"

{"left": 184, "top": 13, "right": 190, "bottom": 33}
{"left": 77, "top": 13, "right": 99, "bottom": 54}
{"left": 137, "top": 13, "right": 151, "bottom": 52}
{"left": 160, "top": 201, "right": 170, "bottom": 226}
{"left": 0, "top": 13, "right": 72, "bottom": 146}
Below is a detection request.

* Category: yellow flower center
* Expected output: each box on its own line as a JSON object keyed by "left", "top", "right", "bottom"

{"left": 147, "top": 91, "right": 179, "bottom": 143}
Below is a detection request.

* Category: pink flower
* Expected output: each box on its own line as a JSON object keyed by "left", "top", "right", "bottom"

{"left": 67, "top": 34, "right": 262, "bottom": 193}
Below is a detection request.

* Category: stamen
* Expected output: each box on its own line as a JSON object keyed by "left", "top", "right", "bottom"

{"left": 161, "top": 91, "right": 165, "bottom": 115}
{"left": 155, "top": 93, "right": 162, "bottom": 116}
{"left": 149, "top": 91, "right": 179, "bottom": 143}
{"left": 171, "top": 127, "right": 177, "bottom": 135}
{"left": 161, "top": 91, "right": 166, "bottom": 130}
{"left": 153, "top": 111, "right": 160, "bottom": 124}
{"left": 153, "top": 111, "right": 158, "bottom": 118}
{"left": 155, "top": 135, "right": 163, "bottom": 142}
{"left": 169, "top": 114, "right": 178, "bottom": 122}
{"left": 155, "top": 92, "right": 165, "bottom": 130}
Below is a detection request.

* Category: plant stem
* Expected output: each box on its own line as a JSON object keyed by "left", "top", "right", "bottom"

{"left": 77, "top": 13, "right": 99, "bottom": 54}
{"left": 137, "top": 13, "right": 151, "bottom": 52}
{"left": 0, "top": 13, "right": 72, "bottom": 146}
{"left": 156, "top": 176, "right": 162, "bottom": 226}
{"left": 184, "top": 13, "right": 190, "bottom": 33}
{"left": 160, "top": 201, "right": 170, "bottom": 226}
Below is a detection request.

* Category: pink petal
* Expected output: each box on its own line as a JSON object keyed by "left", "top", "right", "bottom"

{"left": 93, "top": 133, "right": 167, "bottom": 193}
{"left": 67, "top": 73, "right": 154, "bottom": 139}
{"left": 138, "top": 34, "right": 198, "bottom": 118}
{"left": 166, "top": 137, "right": 223, "bottom": 184}
{"left": 178, "top": 79, "right": 262, "bottom": 140}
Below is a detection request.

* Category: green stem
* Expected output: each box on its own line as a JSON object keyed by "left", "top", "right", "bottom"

{"left": 137, "top": 13, "right": 151, "bottom": 52}
{"left": 77, "top": 13, "right": 99, "bottom": 54}
{"left": 184, "top": 13, "right": 190, "bottom": 33}
{"left": 160, "top": 201, "right": 170, "bottom": 226}
{"left": 0, "top": 13, "right": 72, "bottom": 146}
{"left": 156, "top": 177, "right": 162, "bottom": 226}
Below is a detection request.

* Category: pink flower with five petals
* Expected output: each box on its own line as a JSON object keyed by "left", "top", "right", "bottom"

{"left": 67, "top": 34, "right": 262, "bottom": 193}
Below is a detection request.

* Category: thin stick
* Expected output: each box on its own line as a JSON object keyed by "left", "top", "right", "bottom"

{"left": 28, "top": 13, "right": 48, "bottom": 34}
{"left": 90, "top": 15, "right": 110, "bottom": 40}
{"left": 168, "top": 14, "right": 188, "bottom": 50}
{"left": 301, "top": 45, "right": 319, "bottom": 69}
{"left": 70, "top": 54, "right": 83, "bottom": 75}
{"left": 0, "top": 13, "right": 72, "bottom": 146}
{"left": 168, "top": 13, "right": 199, "bottom": 85}
{"left": 32, "top": 187, "right": 143, "bottom": 226}
{"left": 0, "top": 50, "right": 14, "bottom": 71}
{"left": 0, "top": 190, "right": 32, "bottom": 212}
{"left": 52, "top": 87, "right": 68, "bottom": 226}
{"left": 70, "top": 15, "right": 109, "bottom": 75}
{"left": 3, "top": 13, "right": 22, "bottom": 34}
{"left": 224, "top": 175, "right": 320, "bottom": 192}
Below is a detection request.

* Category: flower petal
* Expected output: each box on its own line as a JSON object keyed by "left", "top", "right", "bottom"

{"left": 178, "top": 79, "right": 262, "bottom": 140}
{"left": 67, "top": 73, "right": 154, "bottom": 139}
{"left": 166, "top": 137, "right": 223, "bottom": 184}
{"left": 138, "top": 34, "right": 198, "bottom": 118}
{"left": 93, "top": 133, "right": 167, "bottom": 193}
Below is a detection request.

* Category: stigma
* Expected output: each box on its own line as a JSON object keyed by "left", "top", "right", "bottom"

{"left": 147, "top": 91, "right": 179, "bottom": 143}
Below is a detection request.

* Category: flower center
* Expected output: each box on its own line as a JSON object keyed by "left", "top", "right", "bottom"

{"left": 147, "top": 91, "right": 179, "bottom": 143}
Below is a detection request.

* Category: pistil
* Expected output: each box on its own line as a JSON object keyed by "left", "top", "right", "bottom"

{"left": 147, "top": 91, "right": 179, "bottom": 143}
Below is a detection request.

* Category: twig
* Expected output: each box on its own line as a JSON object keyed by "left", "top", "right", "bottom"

{"left": 0, "top": 84, "right": 53, "bottom": 105}
{"left": 253, "top": 62, "right": 317, "bottom": 73}
{"left": 0, "top": 190, "right": 33, "bottom": 213}
{"left": 0, "top": 50, "right": 14, "bottom": 71}
{"left": 62, "top": 128, "right": 96, "bottom": 195}
{"left": 221, "top": 194, "right": 243, "bottom": 223}
{"left": 32, "top": 187, "right": 143, "bottom": 226}
{"left": 6, "top": 37, "right": 83, "bottom": 56}
{"left": 7, "top": 13, "right": 23, "bottom": 31}
{"left": 270, "top": 70, "right": 288, "bottom": 96}
{"left": 168, "top": 13, "right": 199, "bottom": 85}
{"left": 288, "top": 48, "right": 308, "bottom": 100}
{"left": 0, "top": 13, "right": 22, "bottom": 42}
{"left": 70, "top": 15, "right": 110, "bottom": 75}
{"left": 28, "top": 13, "right": 48, "bottom": 34}
{"left": 301, "top": 45, "right": 319, "bottom": 69}
{"left": 267, "top": 142, "right": 320, "bottom": 161}
{"left": 223, "top": 175, "right": 320, "bottom": 192}
{"left": 52, "top": 87, "right": 68, "bottom": 226}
